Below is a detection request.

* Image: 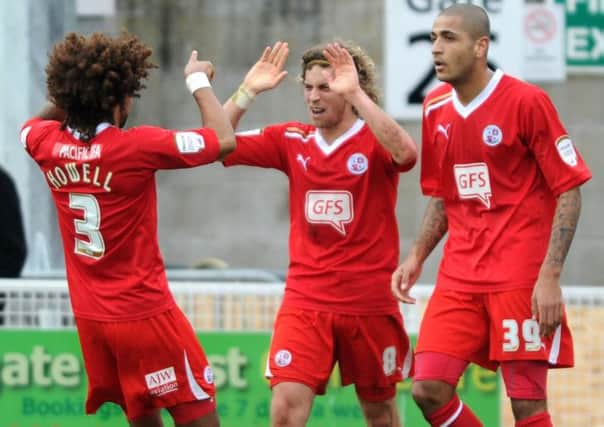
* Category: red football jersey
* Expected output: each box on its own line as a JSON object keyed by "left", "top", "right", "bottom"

{"left": 21, "top": 118, "right": 220, "bottom": 320}
{"left": 224, "top": 119, "right": 415, "bottom": 314}
{"left": 421, "top": 70, "right": 592, "bottom": 292}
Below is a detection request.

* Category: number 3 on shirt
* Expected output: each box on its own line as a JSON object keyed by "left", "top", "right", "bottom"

{"left": 502, "top": 318, "right": 542, "bottom": 353}
{"left": 69, "top": 193, "right": 105, "bottom": 259}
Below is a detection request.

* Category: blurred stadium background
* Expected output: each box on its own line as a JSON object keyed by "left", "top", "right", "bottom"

{"left": 0, "top": 0, "right": 602, "bottom": 426}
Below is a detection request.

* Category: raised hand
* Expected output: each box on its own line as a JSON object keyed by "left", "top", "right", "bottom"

{"left": 184, "top": 50, "right": 215, "bottom": 81}
{"left": 322, "top": 43, "right": 360, "bottom": 99}
{"left": 241, "top": 41, "right": 289, "bottom": 95}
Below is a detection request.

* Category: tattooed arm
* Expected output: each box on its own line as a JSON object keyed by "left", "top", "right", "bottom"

{"left": 532, "top": 187, "right": 582, "bottom": 337}
{"left": 411, "top": 197, "right": 449, "bottom": 263}
{"left": 391, "top": 197, "right": 448, "bottom": 303}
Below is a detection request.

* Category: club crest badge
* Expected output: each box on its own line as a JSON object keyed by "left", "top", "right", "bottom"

{"left": 347, "top": 153, "right": 368, "bottom": 175}
{"left": 482, "top": 125, "right": 503, "bottom": 146}
{"left": 274, "top": 350, "right": 293, "bottom": 367}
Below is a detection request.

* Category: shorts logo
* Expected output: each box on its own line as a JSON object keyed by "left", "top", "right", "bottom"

{"left": 556, "top": 137, "right": 578, "bottom": 167}
{"left": 145, "top": 366, "right": 179, "bottom": 396}
{"left": 347, "top": 153, "right": 368, "bottom": 175}
{"left": 305, "top": 190, "right": 354, "bottom": 236}
{"left": 274, "top": 350, "right": 292, "bottom": 367}
{"left": 454, "top": 163, "right": 492, "bottom": 209}
{"left": 175, "top": 132, "right": 205, "bottom": 154}
{"left": 204, "top": 366, "right": 214, "bottom": 384}
{"left": 482, "top": 125, "right": 503, "bottom": 146}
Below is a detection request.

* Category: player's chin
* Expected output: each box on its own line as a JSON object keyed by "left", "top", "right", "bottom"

{"left": 434, "top": 69, "right": 450, "bottom": 82}
{"left": 310, "top": 114, "right": 336, "bottom": 130}
{"left": 309, "top": 116, "right": 325, "bottom": 128}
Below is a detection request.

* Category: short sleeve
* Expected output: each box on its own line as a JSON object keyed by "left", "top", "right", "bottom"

{"left": 129, "top": 125, "right": 221, "bottom": 170}
{"left": 522, "top": 90, "right": 591, "bottom": 196}
{"left": 373, "top": 135, "right": 416, "bottom": 174}
{"left": 223, "top": 124, "right": 287, "bottom": 171}
{"left": 20, "top": 118, "right": 52, "bottom": 156}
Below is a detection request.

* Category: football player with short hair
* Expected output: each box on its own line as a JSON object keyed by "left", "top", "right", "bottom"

{"left": 391, "top": 5, "right": 591, "bottom": 427}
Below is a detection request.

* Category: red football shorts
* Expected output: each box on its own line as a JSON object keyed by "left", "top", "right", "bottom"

{"left": 416, "top": 287, "right": 574, "bottom": 371}
{"left": 75, "top": 307, "right": 216, "bottom": 421}
{"left": 266, "top": 308, "right": 414, "bottom": 401}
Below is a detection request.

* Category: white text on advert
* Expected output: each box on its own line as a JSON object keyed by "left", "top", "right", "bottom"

{"left": 145, "top": 366, "right": 179, "bottom": 397}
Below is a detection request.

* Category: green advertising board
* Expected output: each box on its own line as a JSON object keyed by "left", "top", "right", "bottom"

{"left": 0, "top": 330, "right": 500, "bottom": 426}
{"left": 558, "top": 0, "right": 604, "bottom": 71}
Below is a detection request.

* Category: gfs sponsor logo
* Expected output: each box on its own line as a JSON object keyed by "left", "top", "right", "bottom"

{"left": 305, "top": 190, "right": 353, "bottom": 235}
{"left": 454, "top": 163, "right": 493, "bottom": 209}
{"left": 145, "top": 366, "right": 178, "bottom": 397}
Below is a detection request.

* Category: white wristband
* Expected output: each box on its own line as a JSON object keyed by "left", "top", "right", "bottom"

{"left": 186, "top": 72, "right": 211, "bottom": 94}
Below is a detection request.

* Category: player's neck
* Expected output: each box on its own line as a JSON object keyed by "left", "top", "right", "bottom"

{"left": 317, "top": 113, "right": 358, "bottom": 145}
{"left": 454, "top": 67, "right": 494, "bottom": 106}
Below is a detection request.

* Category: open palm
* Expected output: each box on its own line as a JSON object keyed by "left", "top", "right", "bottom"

{"left": 242, "top": 41, "right": 289, "bottom": 94}
{"left": 323, "top": 43, "right": 359, "bottom": 97}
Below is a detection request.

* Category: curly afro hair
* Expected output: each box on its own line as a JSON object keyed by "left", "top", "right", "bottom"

{"left": 299, "top": 40, "right": 381, "bottom": 113}
{"left": 46, "top": 32, "right": 157, "bottom": 141}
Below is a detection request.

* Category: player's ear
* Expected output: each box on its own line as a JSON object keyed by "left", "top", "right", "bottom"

{"left": 475, "top": 35, "right": 489, "bottom": 60}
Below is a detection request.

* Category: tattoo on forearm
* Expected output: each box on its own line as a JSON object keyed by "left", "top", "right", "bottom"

{"left": 545, "top": 188, "right": 582, "bottom": 268}
{"left": 416, "top": 198, "right": 448, "bottom": 259}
